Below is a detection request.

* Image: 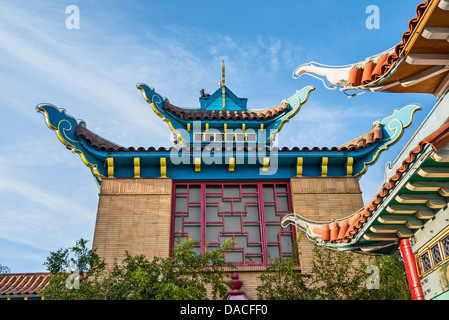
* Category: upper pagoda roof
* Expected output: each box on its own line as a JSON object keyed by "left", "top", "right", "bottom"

{"left": 293, "top": 0, "right": 449, "bottom": 96}
{"left": 75, "top": 119, "right": 382, "bottom": 153}
{"left": 136, "top": 81, "right": 316, "bottom": 147}
{"left": 163, "top": 100, "right": 290, "bottom": 121}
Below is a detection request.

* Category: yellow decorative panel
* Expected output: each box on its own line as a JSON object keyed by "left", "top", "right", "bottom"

{"left": 134, "top": 157, "right": 141, "bottom": 178}
{"left": 107, "top": 157, "right": 114, "bottom": 177}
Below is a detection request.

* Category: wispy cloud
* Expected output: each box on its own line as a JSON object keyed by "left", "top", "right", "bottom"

{"left": 0, "top": 170, "right": 97, "bottom": 257}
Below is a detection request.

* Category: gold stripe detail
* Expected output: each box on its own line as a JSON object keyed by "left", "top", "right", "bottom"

{"left": 262, "top": 157, "right": 269, "bottom": 172}
{"left": 107, "top": 157, "right": 114, "bottom": 177}
{"left": 224, "top": 123, "right": 227, "bottom": 132}
{"left": 195, "top": 157, "right": 201, "bottom": 172}
{"left": 321, "top": 157, "right": 328, "bottom": 177}
{"left": 346, "top": 157, "right": 353, "bottom": 176}
{"left": 205, "top": 123, "right": 209, "bottom": 132}
{"left": 160, "top": 157, "right": 167, "bottom": 177}
{"left": 242, "top": 123, "right": 246, "bottom": 133}
{"left": 187, "top": 123, "right": 191, "bottom": 132}
{"left": 229, "top": 157, "right": 235, "bottom": 172}
{"left": 296, "top": 157, "right": 303, "bottom": 177}
{"left": 134, "top": 158, "right": 141, "bottom": 178}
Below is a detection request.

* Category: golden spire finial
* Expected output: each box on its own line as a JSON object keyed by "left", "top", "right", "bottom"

{"left": 221, "top": 60, "right": 225, "bottom": 86}
{"left": 222, "top": 60, "right": 226, "bottom": 110}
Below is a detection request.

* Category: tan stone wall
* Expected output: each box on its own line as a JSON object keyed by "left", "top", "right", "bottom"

{"left": 92, "top": 178, "right": 173, "bottom": 266}
{"left": 290, "top": 177, "right": 364, "bottom": 272}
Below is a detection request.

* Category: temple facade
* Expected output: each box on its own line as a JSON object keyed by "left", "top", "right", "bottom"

{"left": 2, "top": 0, "right": 447, "bottom": 301}
{"left": 33, "top": 59, "right": 420, "bottom": 299}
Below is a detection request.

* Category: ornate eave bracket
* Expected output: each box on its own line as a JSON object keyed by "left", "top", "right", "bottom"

{"left": 136, "top": 83, "right": 184, "bottom": 144}
{"left": 36, "top": 104, "right": 106, "bottom": 186}
{"left": 354, "top": 104, "right": 421, "bottom": 176}
{"left": 268, "top": 85, "right": 315, "bottom": 142}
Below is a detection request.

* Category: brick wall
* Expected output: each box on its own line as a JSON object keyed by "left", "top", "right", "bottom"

{"left": 92, "top": 178, "right": 173, "bottom": 266}
{"left": 290, "top": 177, "right": 364, "bottom": 272}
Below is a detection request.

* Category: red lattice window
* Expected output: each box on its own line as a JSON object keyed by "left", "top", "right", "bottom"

{"left": 171, "top": 182, "right": 295, "bottom": 266}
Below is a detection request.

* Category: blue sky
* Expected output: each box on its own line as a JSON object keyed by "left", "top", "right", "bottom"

{"left": 0, "top": 0, "right": 437, "bottom": 273}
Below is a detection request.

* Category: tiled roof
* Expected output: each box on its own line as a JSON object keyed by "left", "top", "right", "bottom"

{"left": 346, "top": 0, "right": 432, "bottom": 88}
{"left": 277, "top": 125, "right": 382, "bottom": 152}
{"left": 163, "top": 101, "right": 291, "bottom": 121}
{"left": 76, "top": 126, "right": 122, "bottom": 151}
{"left": 76, "top": 123, "right": 382, "bottom": 153}
{"left": 314, "top": 117, "right": 449, "bottom": 243}
{"left": 0, "top": 273, "right": 50, "bottom": 296}
{"left": 337, "top": 124, "right": 382, "bottom": 150}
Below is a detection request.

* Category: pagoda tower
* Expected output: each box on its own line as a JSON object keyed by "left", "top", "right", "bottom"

{"left": 37, "top": 61, "right": 419, "bottom": 299}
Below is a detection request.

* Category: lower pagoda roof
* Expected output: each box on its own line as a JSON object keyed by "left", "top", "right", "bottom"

{"left": 282, "top": 117, "right": 449, "bottom": 254}
{"left": 0, "top": 273, "right": 49, "bottom": 298}
{"left": 76, "top": 123, "right": 382, "bottom": 153}
{"left": 36, "top": 93, "right": 420, "bottom": 188}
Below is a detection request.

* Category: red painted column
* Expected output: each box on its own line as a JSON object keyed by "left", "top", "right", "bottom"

{"left": 399, "top": 237, "right": 425, "bottom": 300}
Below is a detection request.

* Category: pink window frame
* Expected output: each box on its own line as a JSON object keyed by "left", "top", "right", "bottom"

{"left": 170, "top": 181, "right": 296, "bottom": 266}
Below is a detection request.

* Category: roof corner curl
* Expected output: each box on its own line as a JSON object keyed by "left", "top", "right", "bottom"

{"left": 355, "top": 104, "right": 421, "bottom": 176}
{"left": 36, "top": 103, "right": 105, "bottom": 186}
{"left": 281, "top": 212, "right": 332, "bottom": 243}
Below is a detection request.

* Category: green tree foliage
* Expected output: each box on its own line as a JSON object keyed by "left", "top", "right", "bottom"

{"left": 41, "top": 237, "right": 235, "bottom": 300}
{"left": 42, "top": 236, "right": 411, "bottom": 300}
{"left": 257, "top": 240, "right": 411, "bottom": 300}
{"left": 309, "top": 243, "right": 370, "bottom": 300}
{"left": 363, "top": 254, "right": 411, "bottom": 300}
{"left": 256, "top": 256, "right": 315, "bottom": 300}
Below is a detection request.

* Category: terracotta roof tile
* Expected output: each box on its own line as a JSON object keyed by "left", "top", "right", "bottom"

{"left": 163, "top": 101, "right": 291, "bottom": 121}
{"left": 0, "top": 273, "right": 50, "bottom": 296}
{"left": 346, "top": 0, "right": 432, "bottom": 87}
{"left": 314, "top": 116, "right": 449, "bottom": 243}
{"left": 337, "top": 124, "right": 382, "bottom": 150}
{"left": 76, "top": 126, "right": 122, "bottom": 151}
{"left": 422, "top": 117, "right": 449, "bottom": 150}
